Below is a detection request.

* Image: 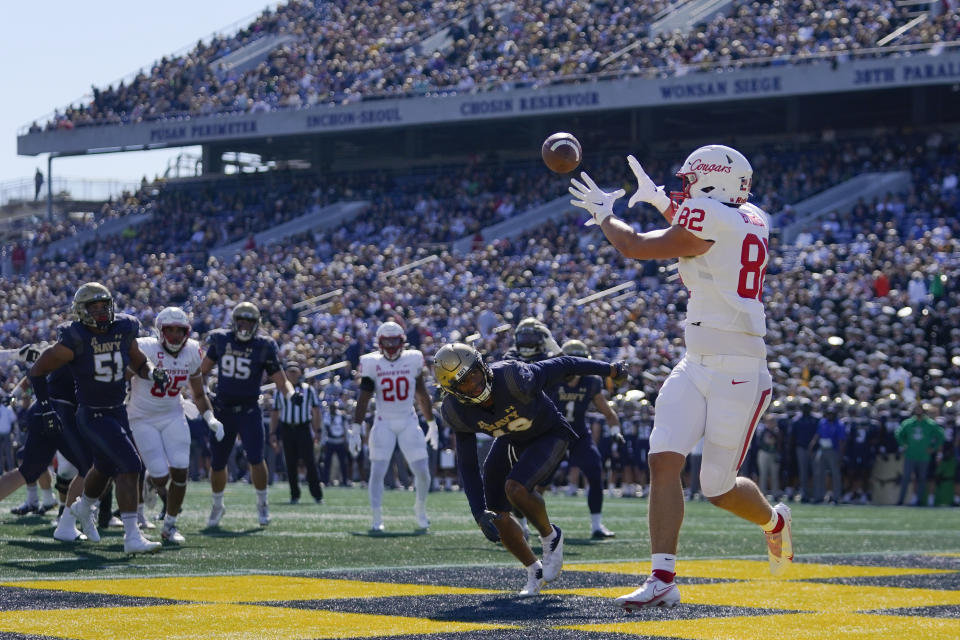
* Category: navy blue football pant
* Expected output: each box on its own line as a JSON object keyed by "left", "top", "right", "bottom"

{"left": 483, "top": 432, "right": 569, "bottom": 513}
{"left": 76, "top": 405, "right": 142, "bottom": 476}
{"left": 568, "top": 435, "right": 604, "bottom": 515}
{"left": 18, "top": 400, "right": 91, "bottom": 483}
{"left": 211, "top": 404, "right": 265, "bottom": 471}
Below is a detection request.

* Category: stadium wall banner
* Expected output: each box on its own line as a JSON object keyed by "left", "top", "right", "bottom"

{"left": 18, "top": 51, "right": 960, "bottom": 156}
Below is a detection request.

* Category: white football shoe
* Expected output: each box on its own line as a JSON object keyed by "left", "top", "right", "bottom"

{"left": 207, "top": 503, "right": 226, "bottom": 528}
{"left": 615, "top": 575, "right": 681, "bottom": 610}
{"left": 137, "top": 511, "right": 156, "bottom": 530}
{"left": 765, "top": 502, "right": 794, "bottom": 575}
{"left": 52, "top": 510, "right": 87, "bottom": 542}
{"left": 161, "top": 525, "right": 185, "bottom": 544}
{"left": 69, "top": 499, "right": 101, "bottom": 543}
{"left": 518, "top": 562, "right": 545, "bottom": 598}
{"left": 540, "top": 524, "right": 564, "bottom": 582}
{"left": 124, "top": 533, "right": 161, "bottom": 555}
{"left": 415, "top": 505, "right": 430, "bottom": 531}
{"left": 257, "top": 504, "right": 271, "bottom": 526}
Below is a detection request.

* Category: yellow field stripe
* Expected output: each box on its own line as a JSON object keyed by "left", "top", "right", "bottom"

{"left": 565, "top": 559, "right": 956, "bottom": 581}
{"left": 562, "top": 611, "right": 960, "bottom": 640}
{"left": 0, "top": 603, "right": 517, "bottom": 640}
{"left": 552, "top": 580, "right": 960, "bottom": 612}
{"left": 0, "top": 575, "right": 499, "bottom": 603}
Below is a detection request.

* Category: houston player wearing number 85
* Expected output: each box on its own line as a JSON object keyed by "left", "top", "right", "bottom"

{"left": 569, "top": 145, "right": 793, "bottom": 610}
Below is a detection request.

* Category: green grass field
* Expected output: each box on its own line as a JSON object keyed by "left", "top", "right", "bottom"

{"left": 0, "top": 484, "right": 958, "bottom": 639}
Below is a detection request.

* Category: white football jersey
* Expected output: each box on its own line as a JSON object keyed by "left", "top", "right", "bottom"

{"left": 127, "top": 336, "right": 203, "bottom": 418}
{"left": 358, "top": 349, "right": 424, "bottom": 419}
{"left": 673, "top": 197, "right": 769, "bottom": 337}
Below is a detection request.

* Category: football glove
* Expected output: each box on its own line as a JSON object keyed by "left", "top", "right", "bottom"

{"left": 569, "top": 171, "right": 625, "bottom": 226}
{"left": 17, "top": 343, "right": 44, "bottom": 365}
{"left": 626, "top": 155, "right": 671, "bottom": 212}
{"left": 203, "top": 410, "right": 225, "bottom": 442}
{"left": 348, "top": 424, "right": 363, "bottom": 457}
{"left": 476, "top": 510, "right": 501, "bottom": 543}
{"left": 609, "top": 424, "right": 626, "bottom": 446}
{"left": 151, "top": 366, "right": 170, "bottom": 389}
{"left": 35, "top": 400, "right": 63, "bottom": 438}
{"left": 611, "top": 361, "right": 629, "bottom": 384}
{"left": 425, "top": 419, "right": 439, "bottom": 450}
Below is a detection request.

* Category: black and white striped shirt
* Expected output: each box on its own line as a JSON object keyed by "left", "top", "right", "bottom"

{"left": 272, "top": 384, "right": 320, "bottom": 425}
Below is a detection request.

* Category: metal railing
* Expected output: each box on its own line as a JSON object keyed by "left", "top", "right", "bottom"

{"left": 0, "top": 177, "right": 141, "bottom": 208}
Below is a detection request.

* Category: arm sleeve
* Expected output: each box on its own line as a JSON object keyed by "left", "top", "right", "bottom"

{"left": 262, "top": 339, "right": 282, "bottom": 376}
{"left": 529, "top": 356, "right": 612, "bottom": 391}
{"left": 454, "top": 431, "right": 486, "bottom": 519}
{"left": 203, "top": 334, "right": 221, "bottom": 362}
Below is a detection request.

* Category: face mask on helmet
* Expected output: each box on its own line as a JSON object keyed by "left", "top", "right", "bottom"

{"left": 376, "top": 322, "right": 406, "bottom": 361}
{"left": 231, "top": 303, "right": 260, "bottom": 342}
{"left": 514, "top": 326, "right": 547, "bottom": 360}
{"left": 434, "top": 343, "right": 493, "bottom": 405}
{"left": 73, "top": 282, "right": 114, "bottom": 331}
{"left": 156, "top": 307, "right": 191, "bottom": 353}
{"left": 673, "top": 145, "right": 752, "bottom": 206}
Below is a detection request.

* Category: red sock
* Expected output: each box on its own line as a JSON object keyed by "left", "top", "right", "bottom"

{"left": 769, "top": 513, "right": 784, "bottom": 535}
{"left": 652, "top": 569, "right": 675, "bottom": 583}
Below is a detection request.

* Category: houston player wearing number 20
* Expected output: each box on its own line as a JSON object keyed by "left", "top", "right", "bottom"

{"left": 351, "top": 321, "right": 439, "bottom": 533}
{"left": 127, "top": 307, "right": 223, "bottom": 544}
{"left": 570, "top": 145, "right": 792, "bottom": 610}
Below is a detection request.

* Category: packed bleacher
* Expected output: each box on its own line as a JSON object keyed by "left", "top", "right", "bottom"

{"left": 33, "top": 0, "right": 959, "bottom": 131}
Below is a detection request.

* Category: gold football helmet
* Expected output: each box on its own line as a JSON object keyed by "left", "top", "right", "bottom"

{"left": 73, "top": 282, "right": 114, "bottom": 329}
{"left": 433, "top": 343, "right": 492, "bottom": 405}
{"left": 560, "top": 339, "right": 589, "bottom": 358}
{"left": 231, "top": 302, "right": 260, "bottom": 341}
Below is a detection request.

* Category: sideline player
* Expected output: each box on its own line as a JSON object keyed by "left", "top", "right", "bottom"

{"left": 29, "top": 282, "right": 165, "bottom": 554}
{"left": 128, "top": 307, "right": 224, "bottom": 544}
{"left": 200, "top": 302, "right": 296, "bottom": 527}
{"left": 351, "top": 321, "right": 438, "bottom": 533}
{"left": 570, "top": 145, "right": 792, "bottom": 608}
{"left": 435, "top": 342, "right": 627, "bottom": 596}
{"left": 553, "top": 339, "right": 622, "bottom": 539}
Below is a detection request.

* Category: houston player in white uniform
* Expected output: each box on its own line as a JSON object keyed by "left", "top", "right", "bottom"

{"left": 570, "top": 145, "right": 792, "bottom": 609}
{"left": 350, "top": 321, "right": 439, "bottom": 532}
{"left": 127, "top": 307, "right": 224, "bottom": 544}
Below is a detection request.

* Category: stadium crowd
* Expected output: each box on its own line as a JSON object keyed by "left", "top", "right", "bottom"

{"left": 32, "top": 0, "right": 959, "bottom": 131}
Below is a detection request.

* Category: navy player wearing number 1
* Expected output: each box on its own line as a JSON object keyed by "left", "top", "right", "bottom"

{"left": 434, "top": 342, "right": 627, "bottom": 597}
{"left": 570, "top": 144, "right": 791, "bottom": 610}
{"left": 28, "top": 282, "right": 165, "bottom": 554}
{"left": 200, "top": 302, "right": 296, "bottom": 528}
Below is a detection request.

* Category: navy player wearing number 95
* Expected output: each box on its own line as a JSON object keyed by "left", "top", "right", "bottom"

{"left": 434, "top": 342, "right": 627, "bottom": 598}
{"left": 28, "top": 282, "right": 166, "bottom": 554}
{"left": 200, "top": 302, "right": 297, "bottom": 528}
{"left": 569, "top": 145, "right": 792, "bottom": 610}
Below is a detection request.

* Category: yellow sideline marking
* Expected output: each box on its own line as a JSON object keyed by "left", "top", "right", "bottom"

{"left": 556, "top": 580, "right": 960, "bottom": 612}
{"left": 0, "top": 604, "right": 514, "bottom": 640}
{"left": 0, "top": 575, "right": 498, "bottom": 602}
{"left": 562, "top": 612, "right": 960, "bottom": 640}
{"left": 565, "top": 559, "right": 955, "bottom": 581}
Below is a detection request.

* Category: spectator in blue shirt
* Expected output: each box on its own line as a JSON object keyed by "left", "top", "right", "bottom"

{"left": 811, "top": 405, "right": 846, "bottom": 504}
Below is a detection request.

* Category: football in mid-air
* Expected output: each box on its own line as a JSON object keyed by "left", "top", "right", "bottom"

{"left": 541, "top": 132, "right": 582, "bottom": 174}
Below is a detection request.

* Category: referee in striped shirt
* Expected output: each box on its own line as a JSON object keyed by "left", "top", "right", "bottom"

{"left": 269, "top": 363, "right": 324, "bottom": 504}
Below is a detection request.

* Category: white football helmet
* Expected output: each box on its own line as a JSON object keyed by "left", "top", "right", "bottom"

{"left": 156, "top": 306, "right": 191, "bottom": 353}
{"left": 675, "top": 144, "right": 752, "bottom": 205}
{"left": 376, "top": 321, "right": 406, "bottom": 361}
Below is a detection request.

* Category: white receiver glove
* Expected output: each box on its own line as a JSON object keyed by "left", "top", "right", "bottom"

{"left": 569, "top": 171, "right": 626, "bottom": 226}
{"left": 425, "top": 419, "right": 439, "bottom": 450}
{"left": 626, "top": 155, "right": 671, "bottom": 212}
{"left": 348, "top": 423, "right": 363, "bottom": 457}
{"left": 203, "top": 409, "right": 225, "bottom": 442}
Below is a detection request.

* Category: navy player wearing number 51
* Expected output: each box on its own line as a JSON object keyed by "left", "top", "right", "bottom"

{"left": 434, "top": 342, "right": 627, "bottom": 597}
{"left": 200, "top": 302, "right": 297, "bottom": 527}
{"left": 570, "top": 145, "right": 792, "bottom": 609}
{"left": 28, "top": 282, "right": 165, "bottom": 554}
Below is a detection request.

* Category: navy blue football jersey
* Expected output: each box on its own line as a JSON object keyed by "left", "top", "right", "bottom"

{"left": 57, "top": 313, "right": 139, "bottom": 407}
{"left": 550, "top": 375, "right": 602, "bottom": 439}
{"left": 440, "top": 356, "right": 611, "bottom": 444}
{"left": 48, "top": 364, "right": 77, "bottom": 405}
{"left": 204, "top": 329, "right": 281, "bottom": 405}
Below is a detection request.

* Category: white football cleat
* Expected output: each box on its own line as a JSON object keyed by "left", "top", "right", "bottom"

{"left": 52, "top": 514, "right": 87, "bottom": 543}
{"left": 518, "top": 563, "right": 545, "bottom": 598}
{"left": 415, "top": 506, "right": 430, "bottom": 531}
{"left": 540, "top": 525, "right": 564, "bottom": 582}
{"left": 207, "top": 504, "right": 226, "bottom": 528}
{"left": 765, "top": 502, "right": 794, "bottom": 575}
{"left": 69, "top": 499, "right": 101, "bottom": 543}
{"left": 591, "top": 524, "right": 616, "bottom": 540}
{"left": 138, "top": 512, "right": 156, "bottom": 530}
{"left": 369, "top": 522, "right": 385, "bottom": 535}
{"left": 161, "top": 525, "right": 185, "bottom": 544}
{"left": 124, "top": 533, "right": 161, "bottom": 555}
{"left": 615, "top": 575, "right": 681, "bottom": 610}
{"left": 257, "top": 504, "right": 271, "bottom": 526}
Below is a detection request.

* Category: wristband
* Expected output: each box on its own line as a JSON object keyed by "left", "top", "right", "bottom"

{"left": 29, "top": 375, "right": 50, "bottom": 404}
